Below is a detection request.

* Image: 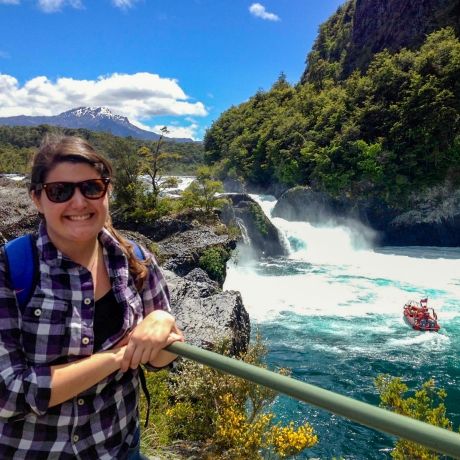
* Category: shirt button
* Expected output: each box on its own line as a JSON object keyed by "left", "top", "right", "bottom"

{"left": 81, "top": 337, "right": 90, "bottom": 345}
{"left": 73, "top": 434, "right": 79, "bottom": 443}
{"left": 83, "top": 298, "right": 91, "bottom": 305}
{"left": 34, "top": 308, "right": 42, "bottom": 317}
{"left": 77, "top": 398, "right": 84, "bottom": 406}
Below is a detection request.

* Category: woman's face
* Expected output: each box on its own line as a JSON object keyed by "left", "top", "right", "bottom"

{"left": 32, "top": 161, "right": 110, "bottom": 249}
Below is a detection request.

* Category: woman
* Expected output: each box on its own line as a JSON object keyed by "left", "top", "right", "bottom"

{"left": 0, "top": 136, "right": 183, "bottom": 459}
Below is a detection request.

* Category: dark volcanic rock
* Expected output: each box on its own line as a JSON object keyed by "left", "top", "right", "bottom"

{"left": 158, "top": 227, "right": 236, "bottom": 277}
{"left": 272, "top": 186, "right": 358, "bottom": 224}
{"left": 221, "top": 193, "right": 287, "bottom": 258}
{"left": 0, "top": 179, "right": 40, "bottom": 242}
{"left": 165, "top": 268, "right": 250, "bottom": 354}
{"left": 112, "top": 214, "right": 193, "bottom": 242}
{"left": 381, "top": 185, "right": 460, "bottom": 246}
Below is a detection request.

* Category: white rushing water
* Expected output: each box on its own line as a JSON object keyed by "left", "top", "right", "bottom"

{"left": 225, "top": 194, "right": 460, "bottom": 322}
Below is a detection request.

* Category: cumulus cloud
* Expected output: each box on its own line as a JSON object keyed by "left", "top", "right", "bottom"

{"left": 112, "top": 0, "right": 138, "bottom": 9}
{"left": 37, "top": 0, "right": 82, "bottom": 12}
{"left": 133, "top": 121, "right": 200, "bottom": 141}
{"left": 1, "top": 0, "right": 137, "bottom": 10}
{"left": 0, "top": 72, "right": 207, "bottom": 137}
{"left": 249, "top": 3, "right": 280, "bottom": 21}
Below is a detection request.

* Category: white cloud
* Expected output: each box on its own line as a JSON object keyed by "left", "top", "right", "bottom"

{"left": 0, "top": 50, "right": 10, "bottom": 59}
{"left": 133, "top": 120, "right": 200, "bottom": 141}
{"left": 249, "top": 3, "right": 280, "bottom": 21}
{"left": 0, "top": 72, "right": 207, "bottom": 137}
{"left": 1, "top": 0, "right": 138, "bottom": 10}
{"left": 37, "top": 0, "right": 82, "bottom": 12}
{"left": 112, "top": 0, "right": 138, "bottom": 9}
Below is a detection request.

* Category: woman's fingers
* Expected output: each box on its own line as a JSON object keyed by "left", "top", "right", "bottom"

{"left": 141, "top": 348, "right": 151, "bottom": 366}
{"left": 166, "top": 332, "right": 184, "bottom": 345}
{"left": 121, "top": 342, "right": 135, "bottom": 372}
{"left": 118, "top": 313, "right": 184, "bottom": 372}
{"left": 129, "top": 347, "right": 145, "bottom": 370}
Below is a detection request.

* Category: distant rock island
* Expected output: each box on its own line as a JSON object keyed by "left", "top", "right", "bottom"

{"left": 0, "top": 106, "right": 193, "bottom": 143}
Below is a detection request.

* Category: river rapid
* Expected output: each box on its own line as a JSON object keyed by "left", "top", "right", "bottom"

{"left": 224, "top": 194, "right": 460, "bottom": 459}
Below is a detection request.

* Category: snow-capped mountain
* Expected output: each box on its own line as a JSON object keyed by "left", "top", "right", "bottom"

{"left": 0, "top": 107, "right": 191, "bottom": 142}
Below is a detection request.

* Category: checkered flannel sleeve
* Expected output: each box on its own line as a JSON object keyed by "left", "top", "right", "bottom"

{"left": 0, "top": 252, "right": 52, "bottom": 420}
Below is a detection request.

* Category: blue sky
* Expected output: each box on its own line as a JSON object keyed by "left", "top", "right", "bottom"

{"left": 0, "top": 0, "right": 344, "bottom": 140}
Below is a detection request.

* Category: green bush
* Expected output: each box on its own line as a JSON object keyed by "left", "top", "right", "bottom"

{"left": 198, "top": 247, "right": 230, "bottom": 284}
{"left": 375, "top": 375, "right": 455, "bottom": 459}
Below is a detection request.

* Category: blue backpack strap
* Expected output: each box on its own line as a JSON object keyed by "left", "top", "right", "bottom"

{"left": 4, "top": 234, "right": 38, "bottom": 310}
{"left": 129, "top": 239, "right": 146, "bottom": 261}
{"left": 127, "top": 238, "right": 152, "bottom": 427}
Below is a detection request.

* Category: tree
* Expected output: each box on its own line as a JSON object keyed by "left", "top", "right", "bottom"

{"left": 139, "top": 126, "right": 181, "bottom": 207}
{"left": 180, "top": 166, "right": 229, "bottom": 215}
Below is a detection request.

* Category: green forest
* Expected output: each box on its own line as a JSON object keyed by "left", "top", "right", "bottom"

{"left": 0, "top": 125, "right": 204, "bottom": 176}
{"left": 204, "top": 26, "right": 460, "bottom": 208}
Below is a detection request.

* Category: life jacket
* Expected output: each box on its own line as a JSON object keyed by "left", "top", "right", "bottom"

{"left": 2, "top": 233, "right": 152, "bottom": 427}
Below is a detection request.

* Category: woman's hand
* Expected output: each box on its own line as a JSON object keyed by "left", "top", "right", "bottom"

{"left": 120, "top": 310, "right": 184, "bottom": 372}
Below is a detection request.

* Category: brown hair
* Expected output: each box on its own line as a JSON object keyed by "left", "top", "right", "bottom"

{"left": 30, "top": 135, "right": 149, "bottom": 290}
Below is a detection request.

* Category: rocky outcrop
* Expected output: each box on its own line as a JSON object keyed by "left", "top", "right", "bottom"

{"left": 157, "top": 227, "right": 236, "bottom": 276}
{"left": 112, "top": 213, "right": 193, "bottom": 242}
{"left": 220, "top": 193, "right": 287, "bottom": 258}
{"left": 272, "top": 186, "right": 361, "bottom": 224}
{"left": 0, "top": 178, "right": 39, "bottom": 242}
{"left": 382, "top": 184, "right": 460, "bottom": 245}
{"left": 344, "top": 0, "right": 460, "bottom": 76}
{"left": 165, "top": 268, "right": 250, "bottom": 355}
{"left": 273, "top": 185, "right": 460, "bottom": 246}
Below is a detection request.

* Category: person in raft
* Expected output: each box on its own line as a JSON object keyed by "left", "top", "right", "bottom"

{"left": 0, "top": 136, "right": 184, "bottom": 459}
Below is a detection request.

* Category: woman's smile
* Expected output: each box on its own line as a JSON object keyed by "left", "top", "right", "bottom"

{"left": 65, "top": 213, "right": 94, "bottom": 221}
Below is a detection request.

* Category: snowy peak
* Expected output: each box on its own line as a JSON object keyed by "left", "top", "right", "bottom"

{"left": 61, "top": 107, "right": 129, "bottom": 124}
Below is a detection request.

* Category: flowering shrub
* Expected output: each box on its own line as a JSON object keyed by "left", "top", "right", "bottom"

{"left": 216, "top": 393, "right": 274, "bottom": 458}
{"left": 269, "top": 421, "right": 318, "bottom": 458}
{"left": 141, "top": 335, "right": 318, "bottom": 459}
{"left": 375, "top": 375, "right": 455, "bottom": 459}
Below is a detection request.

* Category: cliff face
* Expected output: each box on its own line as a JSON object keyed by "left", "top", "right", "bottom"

{"left": 302, "top": 0, "right": 460, "bottom": 83}
{"left": 346, "top": 0, "right": 460, "bottom": 74}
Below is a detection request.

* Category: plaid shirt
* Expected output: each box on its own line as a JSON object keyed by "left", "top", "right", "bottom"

{"left": 0, "top": 222, "right": 171, "bottom": 459}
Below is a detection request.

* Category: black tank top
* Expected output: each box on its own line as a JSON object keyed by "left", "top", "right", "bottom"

{"left": 93, "top": 289, "right": 124, "bottom": 351}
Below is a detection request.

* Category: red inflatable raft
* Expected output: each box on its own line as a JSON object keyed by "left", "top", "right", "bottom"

{"left": 403, "top": 298, "right": 440, "bottom": 332}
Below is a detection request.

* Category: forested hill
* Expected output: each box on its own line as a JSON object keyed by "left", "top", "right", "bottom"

{"left": 303, "top": 0, "right": 460, "bottom": 85}
{"left": 0, "top": 125, "right": 204, "bottom": 175}
{"left": 204, "top": 1, "right": 460, "bottom": 209}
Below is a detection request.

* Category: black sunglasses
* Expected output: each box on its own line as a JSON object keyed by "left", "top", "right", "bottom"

{"left": 36, "top": 178, "right": 111, "bottom": 203}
